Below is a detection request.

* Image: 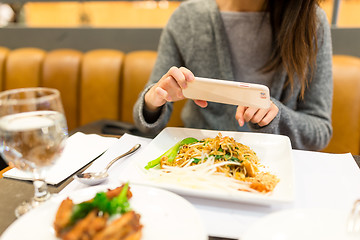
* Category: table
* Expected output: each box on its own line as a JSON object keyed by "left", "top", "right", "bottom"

{"left": 0, "top": 120, "right": 237, "bottom": 240}
{"left": 1, "top": 120, "right": 360, "bottom": 239}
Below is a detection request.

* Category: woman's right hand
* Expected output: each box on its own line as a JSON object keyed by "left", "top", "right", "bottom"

{"left": 144, "top": 66, "right": 207, "bottom": 111}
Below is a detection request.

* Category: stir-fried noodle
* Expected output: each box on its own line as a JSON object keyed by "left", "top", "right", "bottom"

{"left": 148, "top": 133, "right": 279, "bottom": 193}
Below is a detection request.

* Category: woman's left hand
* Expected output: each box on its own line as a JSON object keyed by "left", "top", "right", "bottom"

{"left": 235, "top": 102, "right": 279, "bottom": 127}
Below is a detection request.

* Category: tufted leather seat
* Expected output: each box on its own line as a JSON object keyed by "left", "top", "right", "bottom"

{"left": 80, "top": 49, "right": 124, "bottom": 126}
{"left": 4, "top": 48, "right": 45, "bottom": 90}
{"left": 42, "top": 49, "right": 82, "bottom": 130}
{"left": 321, "top": 55, "right": 360, "bottom": 154}
{"left": 121, "top": 51, "right": 157, "bottom": 124}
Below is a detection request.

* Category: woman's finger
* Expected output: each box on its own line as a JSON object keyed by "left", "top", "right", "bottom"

{"left": 194, "top": 99, "right": 208, "bottom": 108}
{"left": 258, "top": 104, "right": 279, "bottom": 127}
{"left": 167, "top": 66, "right": 187, "bottom": 89}
{"left": 144, "top": 67, "right": 189, "bottom": 111}
{"left": 243, "top": 107, "right": 258, "bottom": 122}
{"left": 155, "top": 86, "right": 170, "bottom": 101}
{"left": 158, "top": 75, "right": 185, "bottom": 100}
{"left": 249, "top": 108, "right": 267, "bottom": 124}
{"left": 235, "top": 106, "right": 247, "bottom": 127}
{"left": 179, "top": 67, "right": 195, "bottom": 86}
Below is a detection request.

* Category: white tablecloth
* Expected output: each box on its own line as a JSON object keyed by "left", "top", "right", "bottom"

{"left": 61, "top": 133, "right": 360, "bottom": 239}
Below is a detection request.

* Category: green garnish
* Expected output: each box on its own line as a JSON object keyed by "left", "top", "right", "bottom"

{"left": 70, "top": 202, "right": 93, "bottom": 224}
{"left": 145, "top": 137, "right": 198, "bottom": 169}
{"left": 69, "top": 183, "right": 131, "bottom": 225}
{"left": 209, "top": 154, "right": 241, "bottom": 163}
{"left": 213, "top": 155, "right": 223, "bottom": 160}
{"left": 191, "top": 158, "right": 201, "bottom": 164}
{"left": 110, "top": 183, "right": 131, "bottom": 214}
{"left": 229, "top": 157, "right": 242, "bottom": 163}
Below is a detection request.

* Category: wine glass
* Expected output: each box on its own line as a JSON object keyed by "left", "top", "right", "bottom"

{"left": 0, "top": 87, "right": 68, "bottom": 217}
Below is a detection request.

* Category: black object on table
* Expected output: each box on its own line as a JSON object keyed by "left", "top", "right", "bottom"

{"left": 0, "top": 156, "right": 8, "bottom": 170}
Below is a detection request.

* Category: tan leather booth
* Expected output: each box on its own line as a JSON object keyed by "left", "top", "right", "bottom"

{"left": 321, "top": 55, "right": 360, "bottom": 155}
{"left": 0, "top": 47, "right": 359, "bottom": 155}
{"left": 42, "top": 49, "right": 82, "bottom": 130}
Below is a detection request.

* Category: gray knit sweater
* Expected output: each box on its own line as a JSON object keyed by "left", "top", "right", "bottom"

{"left": 133, "top": 0, "right": 333, "bottom": 151}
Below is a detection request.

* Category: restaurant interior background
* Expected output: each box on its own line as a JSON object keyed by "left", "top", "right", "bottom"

{"left": 0, "top": 0, "right": 359, "bottom": 171}
{"left": 0, "top": 0, "right": 358, "bottom": 57}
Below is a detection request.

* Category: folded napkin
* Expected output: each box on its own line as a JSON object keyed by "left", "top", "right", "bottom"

{"left": 3, "top": 132, "right": 118, "bottom": 185}
{"left": 61, "top": 133, "right": 152, "bottom": 194}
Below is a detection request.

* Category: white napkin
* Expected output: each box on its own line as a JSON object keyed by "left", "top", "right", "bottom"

{"left": 3, "top": 132, "right": 118, "bottom": 185}
{"left": 61, "top": 133, "right": 152, "bottom": 193}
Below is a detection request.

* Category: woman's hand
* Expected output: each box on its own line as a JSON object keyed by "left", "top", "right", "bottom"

{"left": 144, "top": 66, "right": 207, "bottom": 111}
{"left": 235, "top": 102, "right": 279, "bottom": 127}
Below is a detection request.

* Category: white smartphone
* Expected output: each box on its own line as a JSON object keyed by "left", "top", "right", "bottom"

{"left": 182, "top": 77, "right": 271, "bottom": 109}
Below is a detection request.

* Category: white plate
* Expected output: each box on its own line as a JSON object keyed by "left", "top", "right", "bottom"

{"left": 241, "top": 208, "right": 359, "bottom": 240}
{"left": 0, "top": 184, "right": 207, "bottom": 240}
{"left": 121, "top": 127, "right": 295, "bottom": 206}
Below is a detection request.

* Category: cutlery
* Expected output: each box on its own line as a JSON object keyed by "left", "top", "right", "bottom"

{"left": 75, "top": 144, "right": 141, "bottom": 185}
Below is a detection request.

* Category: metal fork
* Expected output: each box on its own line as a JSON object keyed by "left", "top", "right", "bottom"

{"left": 347, "top": 199, "right": 360, "bottom": 234}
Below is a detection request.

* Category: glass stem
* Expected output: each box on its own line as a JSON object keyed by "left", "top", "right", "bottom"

{"left": 33, "top": 179, "right": 50, "bottom": 202}
{"left": 32, "top": 169, "right": 50, "bottom": 203}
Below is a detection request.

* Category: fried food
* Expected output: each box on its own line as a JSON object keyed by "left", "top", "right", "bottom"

{"left": 54, "top": 197, "right": 74, "bottom": 236}
{"left": 106, "top": 185, "right": 132, "bottom": 199}
{"left": 53, "top": 184, "right": 142, "bottom": 240}
{"left": 61, "top": 210, "right": 108, "bottom": 240}
{"left": 93, "top": 211, "right": 142, "bottom": 240}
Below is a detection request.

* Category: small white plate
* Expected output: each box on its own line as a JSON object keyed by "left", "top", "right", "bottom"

{"left": 121, "top": 127, "right": 295, "bottom": 206}
{"left": 0, "top": 184, "right": 207, "bottom": 240}
{"left": 241, "top": 208, "right": 359, "bottom": 240}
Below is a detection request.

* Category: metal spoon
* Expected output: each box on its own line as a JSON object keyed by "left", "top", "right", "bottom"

{"left": 75, "top": 143, "right": 141, "bottom": 185}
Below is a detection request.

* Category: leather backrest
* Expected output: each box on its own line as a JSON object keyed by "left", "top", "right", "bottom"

{"left": 121, "top": 50, "right": 185, "bottom": 126}
{"left": 121, "top": 51, "right": 157, "bottom": 124}
{"left": 42, "top": 49, "right": 82, "bottom": 130}
{"left": 322, "top": 55, "right": 360, "bottom": 155}
{"left": 80, "top": 49, "right": 124, "bottom": 126}
{"left": 4, "top": 48, "right": 45, "bottom": 90}
{"left": 0, "top": 47, "right": 9, "bottom": 91}
{"left": 169, "top": 99, "right": 186, "bottom": 127}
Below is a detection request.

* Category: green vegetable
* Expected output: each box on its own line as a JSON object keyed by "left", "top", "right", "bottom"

{"left": 93, "top": 192, "right": 111, "bottom": 213}
{"left": 70, "top": 202, "right": 93, "bottom": 224}
{"left": 110, "top": 183, "right": 131, "bottom": 214}
{"left": 212, "top": 155, "right": 223, "bottom": 160}
{"left": 145, "top": 137, "right": 199, "bottom": 169}
{"left": 229, "top": 156, "right": 242, "bottom": 163}
{"left": 191, "top": 158, "right": 201, "bottom": 164}
{"left": 209, "top": 153, "right": 242, "bottom": 163}
{"left": 69, "top": 183, "right": 131, "bottom": 225}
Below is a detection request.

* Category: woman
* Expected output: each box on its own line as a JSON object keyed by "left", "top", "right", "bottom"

{"left": 133, "top": 0, "right": 333, "bottom": 151}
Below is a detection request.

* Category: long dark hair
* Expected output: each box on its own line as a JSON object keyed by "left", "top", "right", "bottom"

{"left": 263, "top": 0, "right": 320, "bottom": 98}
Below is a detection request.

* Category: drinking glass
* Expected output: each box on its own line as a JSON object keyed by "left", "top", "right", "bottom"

{"left": 0, "top": 87, "right": 68, "bottom": 217}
